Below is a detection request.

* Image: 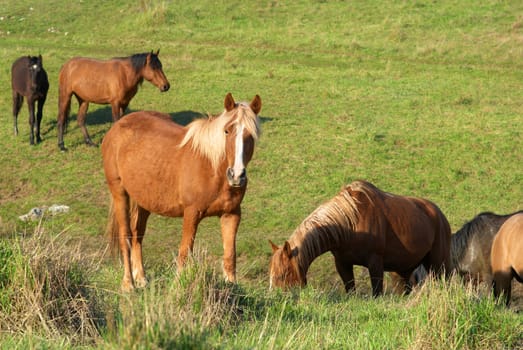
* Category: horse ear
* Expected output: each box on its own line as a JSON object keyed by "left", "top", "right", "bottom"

{"left": 283, "top": 241, "right": 293, "bottom": 258}
{"left": 269, "top": 240, "right": 279, "bottom": 253}
{"left": 38, "top": 55, "right": 43, "bottom": 63}
{"left": 224, "top": 92, "right": 235, "bottom": 111}
{"left": 156, "top": 49, "right": 160, "bottom": 55}
{"left": 250, "top": 95, "right": 262, "bottom": 115}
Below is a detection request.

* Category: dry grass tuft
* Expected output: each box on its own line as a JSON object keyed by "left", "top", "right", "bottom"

{"left": 0, "top": 223, "right": 104, "bottom": 344}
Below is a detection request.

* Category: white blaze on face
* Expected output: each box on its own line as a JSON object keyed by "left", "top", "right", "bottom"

{"left": 232, "top": 124, "right": 245, "bottom": 180}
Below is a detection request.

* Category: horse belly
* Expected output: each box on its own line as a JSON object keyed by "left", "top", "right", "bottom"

{"left": 66, "top": 61, "right": 119, "bottom": 104}
{"left": 120, "top": 163, "right": 185, "bottom": 217}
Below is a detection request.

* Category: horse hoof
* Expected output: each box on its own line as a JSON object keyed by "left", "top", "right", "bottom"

{"left": 121, "top": 282, "right": 135, "bottom": 293}
{"left": 135, "top": 277, "right": 148, "bottom": 288}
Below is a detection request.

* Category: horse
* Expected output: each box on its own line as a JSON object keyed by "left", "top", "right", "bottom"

{"left": 269, "top": 180, "right": 451, "bottom": 297}
{"left": 11, "top": 55, "right": 49, "bottom": 145}
{"left": 102, "top": 93, "right": 262, "bottom": 292}
{"left": 407, "top": 210, "right": 523, "bottom": 286}
{"left": 491, "top": 213, "right": 523, "bottom": 306}
{"left": 57, "top": 50, "right": 170, "bottom": 151}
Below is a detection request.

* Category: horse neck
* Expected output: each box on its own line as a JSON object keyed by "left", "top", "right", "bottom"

{"left": 122, "top": 59, "right": 144, "bottom": 87}
{"left": 289, "top": 194, "right": 357, "bottom": 278}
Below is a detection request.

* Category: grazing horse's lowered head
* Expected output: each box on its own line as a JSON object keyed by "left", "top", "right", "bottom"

{"left": 269, "top": 180, "right": 451, "bottom": 297}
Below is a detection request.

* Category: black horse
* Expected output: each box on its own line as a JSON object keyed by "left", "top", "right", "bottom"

{"left": 11, "top": 55, "right": 49, "bottom": 145}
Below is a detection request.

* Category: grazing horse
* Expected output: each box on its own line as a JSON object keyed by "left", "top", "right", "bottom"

{"left": 408, "top": 210, "right": 523, "bottom": 286}
{"left": 11, "top": 55, "right": 49, "bottom": 145}
{"left": 57, "top": 50, "right": 170, "bottom": 151}
{"left": 102, "top": 93, "right": 262, "bottom": 292}
{"left": 269, "top": 180, "right": 451, "bottom": 296}
{"left": 491, "top": 213, "right": 523, "bottom": 306}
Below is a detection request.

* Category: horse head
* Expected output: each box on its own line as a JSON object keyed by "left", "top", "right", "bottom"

{"left": 143, "top": 50, "right": 170, "bottom": 92}
{"left": 28, "top": 55, "right": 44, "bottom": 90}
{"left": 223, "top": 93, "right": 261, "bottom": 188}
{"left": 268, "top": 240, "right": 304, "bottom": 289}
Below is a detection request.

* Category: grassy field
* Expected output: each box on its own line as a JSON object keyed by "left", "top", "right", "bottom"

{"left": 0, "top": 0, "right": 522, "bottom": 348}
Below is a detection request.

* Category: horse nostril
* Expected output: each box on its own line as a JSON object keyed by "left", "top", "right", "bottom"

{"left": 163, "top": 83, "right": 170, "bottom": 92}
{"left": 240, "top": 169, "right": 247, "bottom": 179}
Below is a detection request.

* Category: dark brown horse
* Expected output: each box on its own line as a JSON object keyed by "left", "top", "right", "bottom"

{"left": 491, "top": 213, "right": 523, "bottom": 306}
{"left": 408, "top": 210, "right": 523, "bottom": 286}
{"left": 11, "top": 55, "right": 49, "bottom": 145}
{"left": 269, "top": 180, "right": 451, "bottom": 296}
{"left": 102, "top": 93, "right": 262, "bottom": 292}
{"left": 57, "top": 50, "right": 170, "bottom": 151}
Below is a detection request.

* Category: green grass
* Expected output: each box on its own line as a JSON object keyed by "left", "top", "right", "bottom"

{"left": 0, "top": 0, "right": 522, "bottom": 348}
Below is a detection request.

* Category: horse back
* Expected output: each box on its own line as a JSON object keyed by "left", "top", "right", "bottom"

{"left": 60, "top": 57, "right": 133, "bottom": 102}
{"left": 492, "top": 213, "right": 523, "bottom": 274}
{"left": 375, "top": 193, "right": 451, "bottom": 268}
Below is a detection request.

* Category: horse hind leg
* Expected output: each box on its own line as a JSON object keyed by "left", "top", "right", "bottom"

{"left": 12, "top": 92, "right": 23, "bottom": 136}
{"left": 492, "top": 271, "right": 512, "bottom": 306}
{"left": 57, "top": 91, "right": 72, "bottom": 151}
{"left": 76, "top": 100, "right": 96, "bottom": 147}
{"left": 111, "top": 191, "right": 134, "bottom": 292}
{"left": 130, "top": 203, "right": 150, "bottom": 288}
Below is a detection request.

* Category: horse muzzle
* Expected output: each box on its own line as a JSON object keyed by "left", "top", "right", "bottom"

{"left": 160, "top": 83, "right": 170, "bottom": 92}
{"left": 226, "top": 167, "right": 247, "bottom": 188}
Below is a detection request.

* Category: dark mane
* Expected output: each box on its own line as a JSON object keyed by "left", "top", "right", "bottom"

{"left": 115, "top": 52, "right": 162, "bottom": 73}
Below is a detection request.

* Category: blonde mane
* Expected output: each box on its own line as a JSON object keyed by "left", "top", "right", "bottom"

{"left": 286, "top": 180, "right": 383, "bottom": 273}
{"left": 179, "top": 103, "right": 261, "bottom": 170}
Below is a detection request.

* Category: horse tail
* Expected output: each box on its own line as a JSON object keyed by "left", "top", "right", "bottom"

{"left": 106, "top": 196, "right": 139, "bottom": 258}
{"left": 106, "top": 197, "right": 120, "bottom": 257}
{"left": 434, "top": 205, "right": 452, "bottom": 276}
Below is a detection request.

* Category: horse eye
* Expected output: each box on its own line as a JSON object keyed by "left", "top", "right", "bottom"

{"left": 224, "top": 129, "right": 229, "bottom": 135}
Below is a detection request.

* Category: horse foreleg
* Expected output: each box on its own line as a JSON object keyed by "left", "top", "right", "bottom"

{"left": 27, "top": 99, "right": 36, "bottom": 145}
{"left": 177, "top": 209, "right": 201, "bottom": 272}
{"left": 77, "top": 101, "right": 96, "bottom": 146}
{"left": 12, "top": 92, "right": 23, "bottom": 136}
{"left": 368, "top": 255, "right": 384, "bottom": 297}
{"left": 111, "top": 103, "right": 127, "bottom": 121}
{"left": 220, "top": 212, "right": 241, "bottom": 283}
{"left": 333, "top": 255, "right": 355, "bottom": 293}
{"left": 35, "top": 96, "right": 46, "bottom": 143}
{"left": 131, "top": 206, "right": 150, "bottom": 288}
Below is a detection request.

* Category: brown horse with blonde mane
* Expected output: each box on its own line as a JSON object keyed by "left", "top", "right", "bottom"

{"left": 102, "top": 93, "right": 261, "bottom": 292}
{"left": 491, "top": 213, "right": 523, "bottom": 306}
{"left": 269, "top": 180, "right": 451, "bottom": 296}
{"left": 57, "top": 50, "right": 170, "bottom": 151}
